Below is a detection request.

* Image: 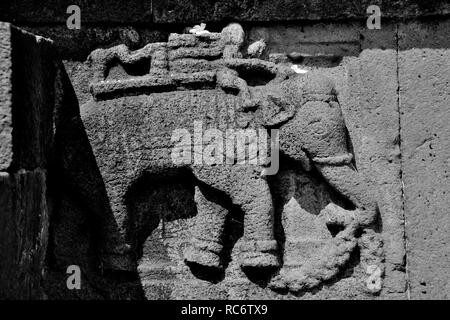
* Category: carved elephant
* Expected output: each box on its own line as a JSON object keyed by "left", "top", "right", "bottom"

{"left": 49, "top": 21, "right": 384, "bottom": 293}
{"left": 78, "top": 57, "right": 379, "bottom": 278}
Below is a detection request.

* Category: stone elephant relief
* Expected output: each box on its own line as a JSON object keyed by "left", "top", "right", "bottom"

{"left": 78, "top": 25, "right": 384, "bottom": 294}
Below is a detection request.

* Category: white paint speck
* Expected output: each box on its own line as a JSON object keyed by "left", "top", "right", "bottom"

{"left": 291, "top": 65, "right": 308, "bottom": 74}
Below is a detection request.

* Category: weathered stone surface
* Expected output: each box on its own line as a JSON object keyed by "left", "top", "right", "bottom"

{"left": 1, "top": 0, "right": 449, "bottom": 25}
{"left": 0, "top": 22, "right": 55, "bottom": 171}
{"left": 0, "top": 170, "right": 49, "bottom": 299}
{"left": 1, "top": 2, "right": 450, "bottom": 301}
{"left": 63, "top": 22, "right": 398, "bottom": 107}
{"left": 344, "top": 48, "right": 407, "bottom": 297}
{"left": 19, "top": 26, "right": 171, "bottom": 61}
{"left": 399, "top": 21, "right": 450, "bottom": 299}
{"left": 0, "top": 0, "right": 152, "bottom": 23}
{"left": 0, "top": 22, "right": 59, "bottom": 299}
{"left": 247, "top": 23, "right": 361, "bottom": 60}
{"left": 74, "top": 25, "right": 388, "bottom": 299}
{"left": 0, "top": 24, "right": 13, "bottom": 169}
{"left": 152, "top": 0, "right": 450, "bottom": 23}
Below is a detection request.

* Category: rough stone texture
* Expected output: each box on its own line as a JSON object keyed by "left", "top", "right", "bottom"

{"left": 0, "top": 22, "right": 55, "bottom": 299}
{"left": 0, "top": 24, "right": 12, "bottom": 168}
{"left": 247, "top": 23, "right": 361, "bottom": 59}
{"left": 1, "top": 1, "right": 152, "bottom": 24}
{"left": 61, "top": 22, "right": 398, "bottom": 109}
{"left": 1, "top": 2, "right": 450, "bottom": 301}
{"left": 67, "top": 25, "right": 394, "bottom": 299}
{"left": 1, "top": 0, "right": 449, "bottom": 25}
{"left": 18, "top": 26, "right": 172, "bottom": 61}
{"left": 399, "top": 20, "right": 450, "bottom": 299}
{"left": 0, "top": 170, "right": 49, "bottom": 299}
{"left": 344, "top": 48, "right": 407, "bottom": 297}
{"left": 152, "top": 0, "right": 450, "bottom": 23}
{"left": 0, "top": 22, "right": 55, "bottom": 171}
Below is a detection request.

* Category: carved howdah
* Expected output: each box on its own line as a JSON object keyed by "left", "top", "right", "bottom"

{"left": 80, "top": 23, "right": 384, "bottom": 294}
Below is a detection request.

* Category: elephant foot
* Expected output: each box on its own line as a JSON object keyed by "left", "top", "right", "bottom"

{"left": 239, "top": 240, "right": 279, "bottom": 271}
{"left": 267, "top": 274, "right": 287, "bottom": 290}
{"left": 183, "top": 239, "right": 224, "bottom": 270}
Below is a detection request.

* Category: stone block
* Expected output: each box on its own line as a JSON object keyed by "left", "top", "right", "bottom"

{"left": 152, "top": 0, "right": 450, "bottom": 23}
{"left": 399, "top": 22, "right": 450, "bottom": 299}
{"left": 0, "top": 0, "right": 152, "bottom": 24}
{"left": 0, "top": 22, "right": 55, "bottom": 171}
{"left": 345, "top": 47, "right": 407, "bottom": 297}
{"left": 0, "top": 22, "right": 56, "bottom": 299}
{"left": 0, "top": 170, "right": 49, "bottom": 299}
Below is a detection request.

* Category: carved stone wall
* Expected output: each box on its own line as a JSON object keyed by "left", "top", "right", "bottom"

{"left": 0, "top": 1, "right": 449, "bottom": 300}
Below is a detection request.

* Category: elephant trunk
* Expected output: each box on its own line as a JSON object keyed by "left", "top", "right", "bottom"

{"left": 314, "top": 163, "right": 378, "bottom": 227}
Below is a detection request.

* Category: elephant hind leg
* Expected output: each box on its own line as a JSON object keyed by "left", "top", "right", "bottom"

{"left": 230, "top": 175, "right": 280, "bottom": 271}
{"left": 98, "top": 176, "right": 139, "bottom": 272}
{"left": 184, "top": 185, "right": 229, "bottom": 270}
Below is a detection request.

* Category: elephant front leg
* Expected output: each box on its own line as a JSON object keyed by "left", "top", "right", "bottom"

{"left": 184, "top": 186, "right": 229, "bottom": 270}
{"left": 232, "top": 175, "right": 279, "bottom": 271}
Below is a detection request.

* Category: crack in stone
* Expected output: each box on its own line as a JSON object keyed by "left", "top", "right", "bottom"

{"left": 395, "top": 22, "right": 410, "bottom": 300}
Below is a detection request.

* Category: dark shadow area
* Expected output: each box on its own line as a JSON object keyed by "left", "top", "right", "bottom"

{"left": 242, "top": 267, "right": 280, "bottom": 288}
{"left": 93, "top": 83, "right": 178, "bottom": 101}
{"left": 45, "top": 62, "right": 146, "bottom": 299}
{"left": 123, "top": 169, "right": 247, "bottom": 286}
{"left": 106, "top": 57, "right": 151, "bottom": 79}
{"left": 288, "top": 55, "right": 344, "bottom": 68}
{"left": 326, "top": 223, "right": 346, "bottom": 237}
{"left": 124, "top": 168, "right": 197, "bottom": 262}
{"left": 185, "top": 263, "right": 225, "bottom": 283}
{"left": 235, "top": 66, "right": 276, "bottom": 86}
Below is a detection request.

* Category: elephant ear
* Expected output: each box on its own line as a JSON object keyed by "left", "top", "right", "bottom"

{"left": 261, "top": 94, "right": 296, "bottom": 128}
